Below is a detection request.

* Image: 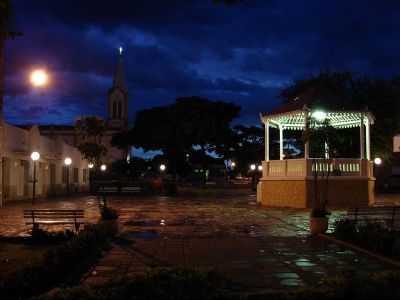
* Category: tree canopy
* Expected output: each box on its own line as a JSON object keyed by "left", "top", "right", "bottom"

{"left": 281, "top": 71, "right": 400, "bottom": 159}
{"left": 75, "top": 116, "right": 107, "bottom": 164}
{"left": 113, "top": 97, "right": 240, "bottom": 177}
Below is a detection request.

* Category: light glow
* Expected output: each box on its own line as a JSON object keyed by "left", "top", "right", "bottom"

{"left": 88, "top": 163, "right": 94, "bottom": 169}
{"left": 250, "top": 164, "right": 256, "bottom": 171}
{"left": 30, "top": 151, "right": 40, "bottom": 161}
{"left": 100, "top": 164, "right": 107, "bottom": 171}
{"left": 160, "top": 164, "right": 166, "bottom": 172}
{"left": 311, "top": 110, "right": 327, "bottom": 122}
{"left": 374, "top": 157, "right": 382, "bottom": 166}
{"left": 30, "top": 69, "right": 49, "bottom": 87}
{"left": 258, "top": 165, "right": 263, "bottom": 171}
{"left": 64, "top": 157, "right": 72, "bottom": 166}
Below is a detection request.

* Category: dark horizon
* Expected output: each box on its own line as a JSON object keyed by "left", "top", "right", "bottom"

{"left": 4, "top": 0, "right": 400, "bottom": 126}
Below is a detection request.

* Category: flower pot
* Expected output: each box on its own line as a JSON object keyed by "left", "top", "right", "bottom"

{"left": 310, "top": 217, "right": 329, "bottom": 235}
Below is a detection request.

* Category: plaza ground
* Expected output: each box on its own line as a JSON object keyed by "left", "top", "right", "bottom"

{"left": 0, "top": 191, "right": 399, "bottom": 294}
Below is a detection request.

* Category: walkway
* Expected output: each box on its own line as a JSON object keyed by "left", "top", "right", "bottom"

{"left": 82, "top": 193, "right": 397, "bottom": 293}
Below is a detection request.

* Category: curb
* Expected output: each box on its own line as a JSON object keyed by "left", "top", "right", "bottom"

{"left": 319, "top": 233, "right": 400, "bottom": 268}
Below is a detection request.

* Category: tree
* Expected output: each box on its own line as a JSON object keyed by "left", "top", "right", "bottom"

{"left": 281, "top": 71, "right": 400, "bottom": 160}
{"left": 75, "top": 116, "right": 107, "bottom": 165}
{"left": 114, "top": 97, "right": 240, "bottom": 184}
{"left": 215, "top": 125, "right": 264, "bottom": 175}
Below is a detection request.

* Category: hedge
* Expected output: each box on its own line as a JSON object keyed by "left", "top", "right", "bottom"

{"left": 0, "top": 220, "right": 118, "bottom": 300}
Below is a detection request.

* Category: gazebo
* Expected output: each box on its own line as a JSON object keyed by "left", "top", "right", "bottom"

{"left": 257, "top": 105, "right": 375, "bottom": 208}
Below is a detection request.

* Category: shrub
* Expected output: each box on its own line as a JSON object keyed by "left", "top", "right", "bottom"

{"left": 36, "top": 270, "right": 400, "bottom": 300}
{"left": 333, "top": 219, "right": 400, "bottom": 257}
{"left": 31, "top": 228, "right": 75, "bottom": 245}
{"left": 37, "top": 269, "right": 236, "bottom": 300}
{"left": 100, "top": 206, "right": 119, "bottom": 220}
{"left": 0, "top": 221, "right": 118, "bottom": 300}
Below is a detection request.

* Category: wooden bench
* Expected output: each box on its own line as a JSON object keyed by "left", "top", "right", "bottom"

{"left": 24, "top": 209, "right": 85, "bottom": 232}
{"left": 347, "top": 206, "right": 400, "bottom": 230}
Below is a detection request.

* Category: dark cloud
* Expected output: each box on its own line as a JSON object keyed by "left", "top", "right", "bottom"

{"left": 5, "top": 0, "right": 400, "bottom": 126}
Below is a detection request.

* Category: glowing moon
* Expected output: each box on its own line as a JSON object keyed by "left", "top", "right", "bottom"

{"left": 30, "top": 69, "right": 49, "bottom": 87}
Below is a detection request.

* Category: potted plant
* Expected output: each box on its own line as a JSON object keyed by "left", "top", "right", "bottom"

{"left": 310, "top": 207, "right": 330, "bottom": 235}
{"left": 304, "top": 108, "right": 340, "bottom": 235}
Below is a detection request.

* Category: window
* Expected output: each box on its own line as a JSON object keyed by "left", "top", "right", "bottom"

{"left": 113, "top": 101, "right": 117, "bottom": 119}
{"left": 118, "top": 101, "right": 122, "bottom": 119}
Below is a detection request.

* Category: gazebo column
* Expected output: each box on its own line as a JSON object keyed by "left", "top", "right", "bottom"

{"left": 265, "top": 121, "right": 270, "bottom": 161}
{"left": 360, "top": 113, "right": 366, "bottom": 160}
{"left": 304, "top": 111, "right": 310, "bottom": 159}
{"left": 365, "top": 119, "right": 371, "bottom": 161}
{"left": 279, "top": 125, "right": 284, "bottom": 160}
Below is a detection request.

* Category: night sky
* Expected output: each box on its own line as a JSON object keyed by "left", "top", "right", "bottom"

{"left": 4, "top": 1, "right": 400, "bottom": 126}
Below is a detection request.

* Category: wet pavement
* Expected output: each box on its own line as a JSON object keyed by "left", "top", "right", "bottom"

{"left": 0, "top": 192, "right": 398, "bottom": 293}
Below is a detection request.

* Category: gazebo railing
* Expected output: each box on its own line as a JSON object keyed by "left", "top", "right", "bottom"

{"left": 262, "top": 158, "right": 373, "bottom": 178}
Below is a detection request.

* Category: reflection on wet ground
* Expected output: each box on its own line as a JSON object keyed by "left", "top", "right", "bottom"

{"left": 0, "top": 193, "right": 397, "bottom": 293}
{"left": 83, "top": 193, "right": 397, "bottom": 292}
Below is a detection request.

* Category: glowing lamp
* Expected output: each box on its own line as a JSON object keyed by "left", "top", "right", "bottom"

{"left": 311, "top": 110, "right": 327, "bottom": 122}
{"left": 64, "top": 157, "right": 72, "bottom": 166}
{"left": 30, "top": 151, "right": 40, "bottom": 161}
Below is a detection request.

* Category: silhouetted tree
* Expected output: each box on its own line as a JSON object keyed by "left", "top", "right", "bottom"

{"left": 281, "top": 71, "right": 400, "bottom": 159}
{"left": 114, "top": 97, "right": 240, "bottom": 184}
{"left": 75, "top": 116, "right": 107, "bottom": 165}
{"left": 216, "top": 125, "right": 264, "bottom": 175}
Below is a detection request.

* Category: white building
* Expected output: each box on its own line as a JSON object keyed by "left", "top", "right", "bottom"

{"left": 0, "top": 121, "right": 89, "bottom": 206}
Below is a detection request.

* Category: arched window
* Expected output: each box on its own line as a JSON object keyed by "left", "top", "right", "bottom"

{"left": 118, "top": 102, "right": 122, "bottom": 119}
{"left": 113, "top": 102, "right": 117, "bottom": 119}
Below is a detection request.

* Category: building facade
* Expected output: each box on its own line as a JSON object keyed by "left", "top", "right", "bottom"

{"left": 0, "top": 121, "right": 90, "bottom": 206}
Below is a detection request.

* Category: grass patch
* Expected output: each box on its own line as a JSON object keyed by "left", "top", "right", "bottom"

{"left": 0, "top": 241, "right": 50, "bottom": 281}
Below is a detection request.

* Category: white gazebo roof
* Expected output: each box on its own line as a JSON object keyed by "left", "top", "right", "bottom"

{"left": 260, "top": 108, "right": 375, "bottom": 130}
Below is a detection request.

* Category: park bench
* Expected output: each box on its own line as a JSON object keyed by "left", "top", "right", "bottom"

{"left": 24, "top": 209, "right": 85, "bottom": 232}
{"left": 346, "top": 206, "right": 400, "bottom": 230}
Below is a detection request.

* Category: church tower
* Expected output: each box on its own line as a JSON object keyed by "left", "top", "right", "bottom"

{"left": 107, "top": 48, "right": 129, "bottom": 130}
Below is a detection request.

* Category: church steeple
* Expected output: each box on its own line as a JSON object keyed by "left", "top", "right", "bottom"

{"left": 113, "top": 47, "right": 127, "bottom": 92}
{"left": 107, "top": 47, "right": 129, "bottom": 130}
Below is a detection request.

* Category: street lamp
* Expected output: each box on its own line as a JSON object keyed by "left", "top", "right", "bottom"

{"left": 30, "top": 151, "right": 40, "bottom": 204}
{"left": 88, "top": 163, "right": 94, "bottom": 169}
{"left": 250, "top": 164, "right": 256, "bottom": 171}
{"left": 30, "top": 69, "right": 49, "bottom": 87}
{"left": 374, "top": 157, "right": 382, "bottom": 166}
{"left": 64, "top": 157, "right": 72, "bottom": 194}
{"left": 100, "top": 164, "right": 107, "bottom": 172}
{"left": 160, "top": 164, "right": 166, "bottom": 172}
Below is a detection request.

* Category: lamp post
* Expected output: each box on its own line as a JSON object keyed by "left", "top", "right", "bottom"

{"left": 30, "top": 151, "right": 40, "bottom": 205}
{"left": 64, "top": 157, "right": 72, "bottom": 195}
{"left": 88, "top": 163, "right": 94, "bottom": 193}
{"left": 250, "top": 164, "right": 257, "bottom": 191}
